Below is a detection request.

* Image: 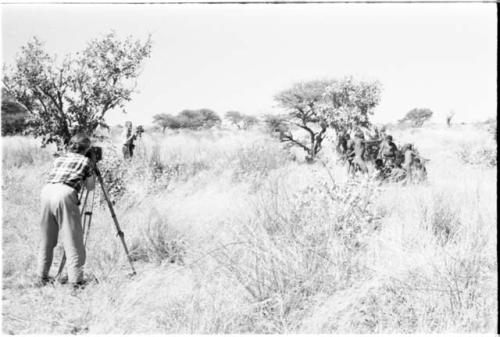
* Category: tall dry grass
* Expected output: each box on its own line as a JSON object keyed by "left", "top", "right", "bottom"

{"left": 1, "top": 125, "right": 497, "bottom": 333}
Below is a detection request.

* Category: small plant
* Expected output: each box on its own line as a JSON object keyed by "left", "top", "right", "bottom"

{"left": 456, "top": 142, "right": 497, "bottom": 168}
{"left": 130, "top": 209, "right": 187, "bottom": 265}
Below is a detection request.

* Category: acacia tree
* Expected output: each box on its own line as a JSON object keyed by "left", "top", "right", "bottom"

{"left": 153, "top": 113, "right": 181, "bottom": 133}
{"left": 177, "top": 108, "right": 221, "bottom": 129}
{"left": 319, "top": 77, "right": 382, "bottom": 135}
{"left": 274, "top": 80, "right": 330, "bottom": 161}
{"left": 2, "top": 32, "right": 152, "bottom": 148}
{"left": 242, "top": 115, "right": 259, "bottom": 129}
{"left": 399, "top": 108, "right": 433, "bottom": 128}
{"left": 274, "top": 77, "right": 382, "bottom": 161}
{"left": 225, "top": 110, "right": 259, "bottom": 129}
{"left": 225, "top": 110, "right": 244, "bottom": 128}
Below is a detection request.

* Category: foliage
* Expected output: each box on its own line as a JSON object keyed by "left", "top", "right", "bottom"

{"left": 225, "top": 111, "right": 259, "bottom": 130}
{"left": 318, "top": 77, "right": 382, "bottom": 134}
{"left": 242, "top": 115, "right": 259, "bottom": 129}
{"left": 154, "top": 109, "right": 221, "bottom": 131}
{"left": 274, "top": 77, "right": 381, "bottom": 161}
{"left": 225, "top": 110, "right": 244, "bottom": 127}
{"left": 177, "top": 108, "right": 221, "bottom": 129}
{"left": 212, "top": 177, "right": 381, "bottom": 332}
{"left": 1, "top": 88, "right": 30, "bottom": 135}
{"left": 153, "top": 113, "right": 182, "bottom": 133}
{"left": 456, "top": 142, "right": 497, "bottom": 168}
{"left": 263, "top": 114, "right": 289, "bottom": 135}
{"left": 2, "top": 32, "right": 152, "bottom": 148}
{"left": 399, "top": 108, "right": 433, "bottom": 128}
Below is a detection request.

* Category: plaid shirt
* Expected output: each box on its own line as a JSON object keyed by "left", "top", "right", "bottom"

{"left": 46, "top": 152, "right": 93, "bottom": 193}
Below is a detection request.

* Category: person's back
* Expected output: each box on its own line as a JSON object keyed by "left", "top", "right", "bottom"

{"left": 378, "top": 135, "right": 397, "bottom": 166}
{"left": 339, "top": 133, "right": 349, "bottom": 154}
{"left": 353, "top": 137, "right": 365, "bottom": 159}
{"left": 46, "top": 152, "right": 93, "bottom": 193}
{"left": 351, "top": 133, "right": 368, "bottom": 174}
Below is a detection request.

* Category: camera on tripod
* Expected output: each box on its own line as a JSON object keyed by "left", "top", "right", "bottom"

{"left": 86, "top": 146, "right": 103, "bottom": 163}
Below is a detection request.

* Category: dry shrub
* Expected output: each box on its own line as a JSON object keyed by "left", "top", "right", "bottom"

{"left": 211, "top": 175, "right": 382, "bottom": 332}
{"left": 456, "top": 141, "right": 496, "bottom": 168}
{"left": 231, "top": 141, "right": 288, "bottom": 183}
{"left": 1, "top": 136, "right": 54, "bottom": 169}
{"left": 128, "top": 207, "right": 187, "bottom": 265}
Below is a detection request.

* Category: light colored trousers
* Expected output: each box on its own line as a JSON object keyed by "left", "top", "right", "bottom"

{"left": 37, "top": 183, "right": 86, "bottom": 283}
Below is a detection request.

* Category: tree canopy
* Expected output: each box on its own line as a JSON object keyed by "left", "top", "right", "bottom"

{"left": 399, "top": 108, "right": 433, "bottom": 128}
{"left": 153, "top": 109, "right": 221, "bottom": 132}
{"left": 2, "top": 32, "right": 152, "bottom": 148}
{"left": 1, "top": 88, "right": 29, "bottom": 135}
{"left": 153, "top": 113, "right": 182, "bottom": 133}
{"left": 177, "top": 109, "right": 221, "bottom": 129}
{"left": 272, "top": 77, "right": 382, "bottom": 161}
{"left": 225, "top": 110, "right": 259, "bottom": 129}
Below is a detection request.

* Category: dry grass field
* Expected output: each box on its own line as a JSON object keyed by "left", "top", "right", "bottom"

{"left": 1, "top": 123, "right": 497, "bottom": 333}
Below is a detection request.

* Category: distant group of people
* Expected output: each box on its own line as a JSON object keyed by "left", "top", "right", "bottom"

{"left": 338, "top": 126, "right": 427, "bottom": 183}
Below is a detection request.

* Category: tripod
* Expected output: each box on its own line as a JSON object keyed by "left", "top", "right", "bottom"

{"left": 55, "top": 165, "right": 136, "bottom": 281}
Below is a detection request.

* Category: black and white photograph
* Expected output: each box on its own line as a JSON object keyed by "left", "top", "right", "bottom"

{"left": 0, "top": 1, "right": 497, "bottom": 334}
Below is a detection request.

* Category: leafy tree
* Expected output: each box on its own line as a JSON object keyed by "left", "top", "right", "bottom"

{"left": 264, "top": 114, "right": 289, "bottom": 137}
{"left": 153, "top": 113, "right": 182, "bottom": 133}
{"left": 2, "top": 32, "right": 152, "bottom": 148}
{"left": 177, "top": 108, "right": 221, "bottom": 129}
{"left": 274, "top": 80, "right": 328, "bottom": 161}
{"left": 225, "top": 110, "right": 244, "bottom": 128}
{"left": 274, "top": 77, "right": 382, "bottom": 161}
{"left": 1, "top": 88, "right": 29, "bottom": 135}
{"left": 399, "top": 108, "right": 433, "bottom": 128}
{"left": 319, "top": 77, "right": 382, "bottom": 134}
{"left": 242, "top": 115, "right": 259, "bottom": 129}
{"left": 225, "top": 110, "right": 259, "bottom": 129}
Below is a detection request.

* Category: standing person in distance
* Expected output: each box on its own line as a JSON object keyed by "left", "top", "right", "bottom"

{"left": 122, "top": 120, "right": 136, "bottom": 159}
{"left": 37, "top": 133, "right": 96, "bottom": 289}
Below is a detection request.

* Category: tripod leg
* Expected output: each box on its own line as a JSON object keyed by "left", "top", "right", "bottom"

{"left": 94, "top": 166, "right": 137, "bottom": 276}
{"left": 83, "top": 211, "right": 93, "bottom": 246}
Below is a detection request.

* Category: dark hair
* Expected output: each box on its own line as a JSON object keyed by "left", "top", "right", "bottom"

{"left": 68, "top": 133, "right": 91, "bottom": 154}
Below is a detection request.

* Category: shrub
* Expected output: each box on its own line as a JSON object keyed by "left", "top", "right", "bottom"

{"left": 129, "top": 208, "right": 187, "bottom": 265}
{"left": 1, "top": 136, "right": 54, "bottom": 169}
{"left": 456, "top": 142, "right": 497, "bottom": 167}
{"left": 211, "top": 176, "right": 381, "bottom": 332}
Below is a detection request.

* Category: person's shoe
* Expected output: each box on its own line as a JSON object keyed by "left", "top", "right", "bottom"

{"left": 57, "top": 275, "right": 69, "bottom": 285}
{"left": 34, "top": 276, "right": 55, "bottom": 287}
{"left": 71, "top": 279, "right": 90, "bottom": 291}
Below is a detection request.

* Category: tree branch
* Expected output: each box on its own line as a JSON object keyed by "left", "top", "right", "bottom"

{"left": 282, "top": 133, "right": 311, "bottom": 153}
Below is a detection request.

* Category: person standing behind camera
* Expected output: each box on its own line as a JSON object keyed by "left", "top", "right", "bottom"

{"left": 37, "top": 133, "right": 96, "bottom": 288}
{"left": 122, "top": 121, "right": 136, "bottom": 159}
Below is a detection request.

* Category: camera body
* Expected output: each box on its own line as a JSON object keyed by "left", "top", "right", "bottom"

{"left": 86, "top": 146, "right": 103, "bottom": 163}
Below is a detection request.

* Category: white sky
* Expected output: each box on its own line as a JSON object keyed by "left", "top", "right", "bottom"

{"left": 1, "top": 3, "right": 497, "bottom": 126}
